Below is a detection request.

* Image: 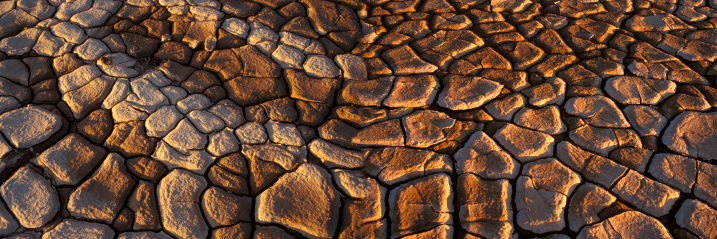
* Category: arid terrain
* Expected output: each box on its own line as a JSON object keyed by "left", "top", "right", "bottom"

{"left": 0, "top": 0, "right": 715, "bottom": 238}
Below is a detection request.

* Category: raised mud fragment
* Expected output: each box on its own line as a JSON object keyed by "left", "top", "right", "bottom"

{"left": 256, "top": 163, "right": 340, "bottom": 239}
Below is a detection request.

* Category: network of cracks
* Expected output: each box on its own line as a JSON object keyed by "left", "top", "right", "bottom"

{"left": 0, "top": 0, "right": 716, "bottom": 238}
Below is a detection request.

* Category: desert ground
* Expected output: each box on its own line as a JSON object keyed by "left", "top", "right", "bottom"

{"left": 0, "top": 0, "right": 715, "bottom": 238}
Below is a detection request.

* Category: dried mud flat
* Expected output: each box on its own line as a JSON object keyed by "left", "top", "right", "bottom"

{"left": 0, "top": 0, "right": 716, "bottom": 238}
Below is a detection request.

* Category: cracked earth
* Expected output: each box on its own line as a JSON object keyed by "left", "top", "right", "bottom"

{"left": 0, "top": 0, "right": 716, "bottom": 238}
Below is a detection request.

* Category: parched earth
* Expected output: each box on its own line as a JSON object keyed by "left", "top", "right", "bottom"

{"left": 0, "top": 0, "right": 716, "bottom": 238}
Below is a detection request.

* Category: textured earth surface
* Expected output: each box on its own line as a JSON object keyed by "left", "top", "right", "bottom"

{"left": 0, "top": 0, "right": 716, "bottom": 238}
